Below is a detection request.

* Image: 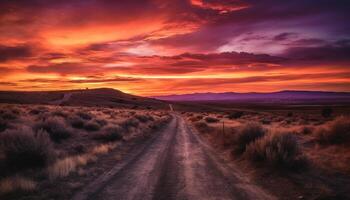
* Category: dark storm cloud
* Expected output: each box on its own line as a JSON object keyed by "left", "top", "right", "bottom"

{"left": 0, "top": 45, "right": 33, "bottom": 62}
{"left": 284, "top": 42, "right": 350, "bottom": 62}
{"left": 26, "top": 63, "right": 101, "bottom": 75}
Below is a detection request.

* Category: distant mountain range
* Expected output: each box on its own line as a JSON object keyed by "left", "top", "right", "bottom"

{"left": 153, "top": 90, "right": 350, "bottom": 102}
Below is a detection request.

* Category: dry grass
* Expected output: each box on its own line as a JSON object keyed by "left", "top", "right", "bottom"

{"left": 227, "top": 111, "right": 244, "bottom": 119}
{"left": 0, "top": 104, "right": 171, "bottom": 196}
{"left": 245, "top": 132, "right": 307, "bottom": 170}
{"left": 0, "top": 176, "right": 36, "bottom": 194}
{"left": 67, "top": 116, "right": 85, "bottom": 129}
{"left": 48, "top": 143, "right": 117, "bottom": 179}
{"left": 92, "top": 125, "right": 123, "bottom": 142}
{"left": 35, "top": 117, "right": 72, "bottom": 142}
{"left": 0, "top": 127, "right": 54, "bottom": 173}
{"left": 84, "top": 121, "right": 101, "bottom": 132}
{"left": 315, "top": 116, "right": 350, "bottom": 144}
{"left": 232, "top": 122, "right": 266, "bottom": 155}
{"left": 205, "top": 116, "right": 219, "bottom": 123}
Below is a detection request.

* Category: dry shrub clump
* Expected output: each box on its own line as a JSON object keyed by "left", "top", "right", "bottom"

{"left": 194, "top": 121, "right": 215, "bottom": 134}
{"left": 76, "top": 111, "right": 93, "bottom": 120}
{"left": 0, "top": 128, "right": 54, "bottom": 172}
{"left": 67, "top": 116, "right": 85, "bottom": 129}
{"left": 0, "top": 120, "right": 8, "bottom": 132}
{"left": 35, "top": 117, "right": 72, "bottom": 142}
{"left": 245, "top": 132, "right": 307, "bottom": 170}
{"left": 233, "top": 122, "right": 266, "bottom": 155}
{"left": 315, "top": 116, "right": 350, "bottom": 145}
{"left": 227, "top": 111, "right": 244, "bottom": 119}
{"left": 52, "top": 110, "right": 68, "bottom": 118}
{"left": 134, "top": 114, "right": 154, "bottom": 123}
{"left": 121, "top": 118, "right": 139, "bottom": 130}
{"left": 0, "top": 110, "right": 18, "bottom": 120}
{"left": 84, "top": 121, "right": 101, "bottom": 132}
{"left": 205, "top": 117, "right": 219, "bottom": 123}
{"left": 92, "top": 125, "right": 123, "bottom": 142}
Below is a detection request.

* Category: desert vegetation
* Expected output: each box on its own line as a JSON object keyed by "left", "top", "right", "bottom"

{"left": 0, "top": 104, "right": 170, "bottom": 197}
{"left": 185, "top": 109, "right": 350, "bottom": 199}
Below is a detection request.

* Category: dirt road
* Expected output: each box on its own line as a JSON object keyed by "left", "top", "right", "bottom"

{"left": 49, "top": 93, "right": 73, "bottom": 105}
{"left": 73, "top": 114, "right": 275, "bottom": 200}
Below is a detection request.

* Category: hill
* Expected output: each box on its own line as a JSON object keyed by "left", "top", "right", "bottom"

{"left": 0, "top": 88, "right": 167, "bottom": 109}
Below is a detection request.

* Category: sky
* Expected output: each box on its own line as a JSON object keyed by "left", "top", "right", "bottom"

{"left": 0, "top": 0, "right": 349, "bottom": 96}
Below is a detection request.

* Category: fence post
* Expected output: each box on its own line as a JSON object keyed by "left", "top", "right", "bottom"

{"left": 222, "top": 121, "right": 225, "bottom": 145}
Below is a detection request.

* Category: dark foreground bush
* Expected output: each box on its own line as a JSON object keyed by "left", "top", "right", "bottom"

{"left": 0, "top": 110, "right": 18, "bottom": 120}
{"left": 315, "top": 116, "right": 350, "bottom": 144}
{"left": 76, "top": 111, "right": 93, "bottom": 120}
{"left": 321, "top": 106, "right": 333, "bottom": 118}
{"left": 233, "top": 122, "right": 266, "bottom": 155}
{"left": 227, "top": 111, "right": 244, "bottom": 119}
{"left": 0, "top": 128, "right": 54, "bottom": 172}
{"left": 245, "top": 132, "right": 307, "bottom": 170}
{"left": 205, "top": 117, "right": 219, "bottom": 123}
{"left": 84, "top": 121, "right": 101, "bottom": 132}
{"left": 92, "top": 125, "right": 123, "bottom": 142}
{"left": 35, "top": 117, "right": 72, "bottom": 142}
{"left": 121, "top": 118, "right": 139, "bottom": 130}
{"left": 52, "top": 110, "right": 68, "bottom": 118}
{"left": 194, "top": 121, "right": 215, "bottom": 134}
{"left": 134, "top": 114, "right": 154, "bottom": 123}
{"left": 0, "top": 120, "right": 8, "bottom": 132}
{"left": 68, "top": 116, "right": 85, "bottom": 129}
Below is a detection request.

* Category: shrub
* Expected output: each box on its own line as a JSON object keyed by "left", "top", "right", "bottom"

{"left": 205, "top": 117, "right": 219, "bottom": 123}
{"left": 321, "top": 107, "right": 333, "bottom": 118}
{"left": 0, "top": 120, "right": 8, "bottom": 132}
{"left": 76, "top": 111, "right": 92, "bottom": 120}
{"left": 29, "top": 108, "right": 46, "bottom": 115}
{"left": 121, "top": 118, "right": 139, "bottom": 130}
{"left": 194, "top": 121, "right": 215, "bottom": 134}
{"left": 227, "top": 111, "right": 244, "bottom": 119}
{"left": 261, "top": 119, "right": 271, "bottom": 125}
{"left": 0, "top": 111, "right": 17, "bottom": 120}
{"left": 84, "top": 121, "right": 101, "bottom": 132}
{"left": 245, "top": 132, "right": 307, "bottom": 170}
{"left": 35, "top": 117, "right": 72, "bottom": 142}
{"left": 92, "top": 125, "right": 123, "bottom": 142}
{"left": 68, "top": 116, "right": 85, "bottom": 129}
{"left": 196, "top": 115, "right": 203, "bottom": 120}
{"left": 315, "top": 116, "right": 350, "bottom": 144}
{"left": 233, "top": 122, "right": 266, "bottom": 155}
{"left": 95, "top": 119, "right": 108, "bottom": 126}
{"left": 300, "top": 126, "right": 313, "bottom": 135}
{"left": 0, "top": 128, "right": 54, "bottom": 172}
{"left": 72, "top": 144, "right": 86, "bottom": 154}
{"left": 134, "top": 114, "right": 154, "bottom": 123}
{"left": 52, "top": 110, "right": 68, "bottom": 118}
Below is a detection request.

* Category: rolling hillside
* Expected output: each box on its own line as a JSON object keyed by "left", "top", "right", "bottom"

{"left": 0, "top": 88, "right": 167, "bottom": 109}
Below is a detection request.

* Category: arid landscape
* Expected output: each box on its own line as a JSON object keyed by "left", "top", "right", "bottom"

{"left": 1, "top": 0, "right": 350, "bottom": 199}
{"left": 0, "top": 89, "right": 349, "bottom": 200}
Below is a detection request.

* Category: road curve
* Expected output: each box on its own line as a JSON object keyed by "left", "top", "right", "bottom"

{"left": 73, "top": 114, "right": 276, "bottom": 200}
{"left": 49, "top": 93, "right": 73, "bottom": 105}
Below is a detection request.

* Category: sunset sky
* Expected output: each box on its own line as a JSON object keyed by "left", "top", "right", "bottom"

{"left": 0, "top": 0, "right": 349, "bottom": 96}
